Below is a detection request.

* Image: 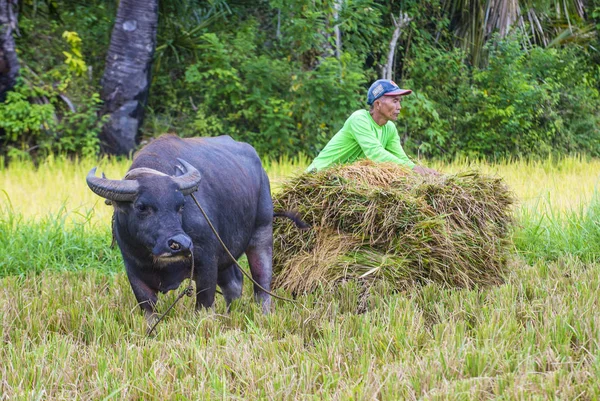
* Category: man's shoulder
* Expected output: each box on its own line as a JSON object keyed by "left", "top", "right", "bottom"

{"left": 348, "top": 109, "right": 369, "bottom": 120}
{"left": 345, "top": 109, "right": 372, "bottom": 128}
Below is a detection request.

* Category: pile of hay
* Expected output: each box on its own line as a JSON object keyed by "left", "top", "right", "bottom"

{"left": 272, "top": 161, "right": 515, "bottom": 294}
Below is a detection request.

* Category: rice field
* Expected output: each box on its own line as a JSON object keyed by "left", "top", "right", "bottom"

{"left": 1, "top": 155, "right": 599, "bottom": 400}
{"left": 1, "top": 155, "right": 598, "bottom": 224}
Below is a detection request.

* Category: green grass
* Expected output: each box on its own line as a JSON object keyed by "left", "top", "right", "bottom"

{"left": 1, "top": 155, "right": 600, "bottom": 399}
{"left": 0, "top": 205, "right": 121, "bottom": 277}
{"left": 514, "top": 193, "right": 600, "bottom": 264}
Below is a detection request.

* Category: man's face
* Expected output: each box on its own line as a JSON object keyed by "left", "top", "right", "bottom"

{"left": 376, "top": 95, "right": 403, "bottom": 121}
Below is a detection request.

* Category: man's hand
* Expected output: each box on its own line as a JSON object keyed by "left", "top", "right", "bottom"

{"left": 413, "top": 165, "right": 441, "bottom": 176}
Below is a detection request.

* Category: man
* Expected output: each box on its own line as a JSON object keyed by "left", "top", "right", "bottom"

{"left": 307, "top": 79, "right": 438, "bottom": 175}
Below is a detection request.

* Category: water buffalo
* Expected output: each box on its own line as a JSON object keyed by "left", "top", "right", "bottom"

{"left": 87, "top": 134, "right": 303, "bottom": 326}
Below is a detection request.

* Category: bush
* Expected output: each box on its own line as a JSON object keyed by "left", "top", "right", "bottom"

{"left": 0, "top": 78, "right": 104, "bottom": 161}
{"left": 1, "top": 20, "right": 105, "bottom": 161}
{"left": 402, "top": 35, "right": 600, "bottom": 160}
{"left": 4, "top": 2, "right": 599, "bottom": 162}
{"left": 182, "top": 21, "right": 368, "bottom": 159}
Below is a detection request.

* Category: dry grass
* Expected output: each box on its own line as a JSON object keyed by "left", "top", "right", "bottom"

{"left": 2, "top": 258, "right": 600, "bottom": 400}
{"left": 273, "top": 161, "right": 515, "bottom": 293}
{"left": 0, "top": 155, "right": 125, "bottom": 225}
{"left": 0, "top": 154, "right": 597, "bottom": 224}
{"left": 433, "top": 155, "right": 600, "bottom": 211}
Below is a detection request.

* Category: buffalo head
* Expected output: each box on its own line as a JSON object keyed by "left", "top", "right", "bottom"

{"left": 87, "top": 158, "right": 202, "bottom": 263}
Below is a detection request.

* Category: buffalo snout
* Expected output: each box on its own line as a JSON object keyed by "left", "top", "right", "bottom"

{"left": 153, "top": 233, "right": 193, "bottom": 258}
{"left": 167, "top": 234, "right": 192, "bottom": 254}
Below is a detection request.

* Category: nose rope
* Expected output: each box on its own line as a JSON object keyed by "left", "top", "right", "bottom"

{"left": 146, "top": 249, "right": 196, "bottom": 336}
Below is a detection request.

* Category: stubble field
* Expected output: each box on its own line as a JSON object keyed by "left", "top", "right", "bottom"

{"left": 1, "top": 155, "right": 599, "bottom": 400}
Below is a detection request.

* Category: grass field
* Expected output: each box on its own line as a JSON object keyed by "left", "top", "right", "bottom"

{"left": 1, "top": 155, "right": 598, "bottom": 223}
{"left": 1, "top": 155, "right": 599, "bottom": 399}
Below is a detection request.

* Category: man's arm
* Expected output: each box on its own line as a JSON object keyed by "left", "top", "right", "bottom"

{"left": 384, "top": 127, "right": 416, "bottom": 168}
{"left": 386, "top": 126, "right": 441, "bottom": 176}
{"left": 349, "top": 114, "right": 415, "bottom": 167}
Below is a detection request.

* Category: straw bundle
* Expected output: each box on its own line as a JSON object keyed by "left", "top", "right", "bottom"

{"left": 272, "top": 161, "right": 515, "bottom": 294}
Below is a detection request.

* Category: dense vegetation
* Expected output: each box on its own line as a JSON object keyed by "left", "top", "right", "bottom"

{"left": 1, "top": 0, "right": 598, "bottom": 161}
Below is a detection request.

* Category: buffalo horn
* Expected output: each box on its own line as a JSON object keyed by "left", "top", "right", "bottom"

{"left": 86, "top": 167, "right": 139, "bottom": 202}
{"left": 174, "top": 158, "right": 202, "bottom": 195}
{"left": 124, "top": 168, "right": 168, "bottom": 179}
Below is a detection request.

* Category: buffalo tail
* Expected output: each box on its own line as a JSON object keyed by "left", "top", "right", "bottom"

{"left": 273, "top": 211, "right": 310, "bottom": 230}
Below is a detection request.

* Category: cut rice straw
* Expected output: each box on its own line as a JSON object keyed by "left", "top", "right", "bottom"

{"left": 273, "top": 160, "right": 515, "bottom": 294}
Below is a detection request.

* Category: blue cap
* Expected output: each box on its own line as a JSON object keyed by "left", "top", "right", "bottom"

{"left": 367, "top": 79, "right": 412, "bottom": 105}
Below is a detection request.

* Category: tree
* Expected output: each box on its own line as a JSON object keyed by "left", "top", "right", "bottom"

{"left": 442, "top": 0, "right": 589, "bottom": 65}
{"left": 0, "top": 0, "right": 19, "bottom": 102}
{"left": 99, "top": 0, "right": 159, "bottom": 155}
{"left": 381, "top": 11, "right": 412, "bottom": 81}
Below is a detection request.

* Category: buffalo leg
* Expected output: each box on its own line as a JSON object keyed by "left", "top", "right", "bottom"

{"left": 217, "top": 264, "right": 243, "bottom": 311}
{"left": 245, "top": 225, "right": 273, "bottom": 313}
{"left": 194, "top": 258, "right": 218, "bottom": 310}
{"left": 127, "top": 273, "right": 158, "bottom": 328}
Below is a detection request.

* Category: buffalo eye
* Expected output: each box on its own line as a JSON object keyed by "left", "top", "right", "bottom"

{"left": 135, "top": 203, "right": 149, "bottom": 214}
{"left": 178, "top": 204, "right": 184, "bottom": 214}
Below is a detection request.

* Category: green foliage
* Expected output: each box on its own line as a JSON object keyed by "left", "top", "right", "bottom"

{"left": 0, "top": 86, "right": 56, "bottom": 142}
{"left": 61, "top": 31, "right": 87, "bottom": 76}
{"left": 462, "top": 38, "right": 559, "bottom": 157}
{"left": 53, "top": 93, "right": 105, "bottom": 159}
{"left": 144, "top": 1, "right": 384, "bottom": 157}
{"left": 401, "top": 46, "right": 469, "bottom": 157}
{"left": 5, "top": 0, "right": 600, "bottom": 162}
{"left": 0, "top": 79, "right": 104, "bottom": 160}
{"left": 1, "top": 22, "right": 105, "bottom": 161}
{"left": 293, "top": 55, "right": 368, "bottom": 154}
{"left": 149, "top": 1, "right": 599, "bottom": 160}
{"left": 402, "top": 35, "right": 600, "bottom": 160}
{"left": 182, "top": 22, "right": 368, "bottom": 158}
{"left": 23, "top": 1, "right": 116, "bottom": 79}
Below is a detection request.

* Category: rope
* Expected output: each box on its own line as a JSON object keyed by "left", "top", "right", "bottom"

{"left": 190, "top": 193, "right": 297, "bottom": 303}
{"left": 145, "top": 192, "right": 299, "bottom": 336}
{"left": 146, "top": 251, "right": 196, "bottom": 336}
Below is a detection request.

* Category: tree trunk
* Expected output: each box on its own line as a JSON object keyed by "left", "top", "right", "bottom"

{"left": 0, "top": 0, "right": 19, "bottom": 102}
{"left": 333, "top": 0, "right": 343, "bottom": 59}
{"left": 99, "top": 0, "right": 159, "bottom": 155}
{"left": 382, "top": 12, "right": 411, "bottom": 81}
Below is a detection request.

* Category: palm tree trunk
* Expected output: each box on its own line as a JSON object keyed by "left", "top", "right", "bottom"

{"left": 0, "top": 0, "right": 19, "bottom": 102}
{"left": 99, "top": 0, "right": 159, "bottom": 155}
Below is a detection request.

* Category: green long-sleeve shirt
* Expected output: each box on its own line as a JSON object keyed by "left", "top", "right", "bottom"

{"left": 307, "top": 109, "right": 416, "bottom": 172}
